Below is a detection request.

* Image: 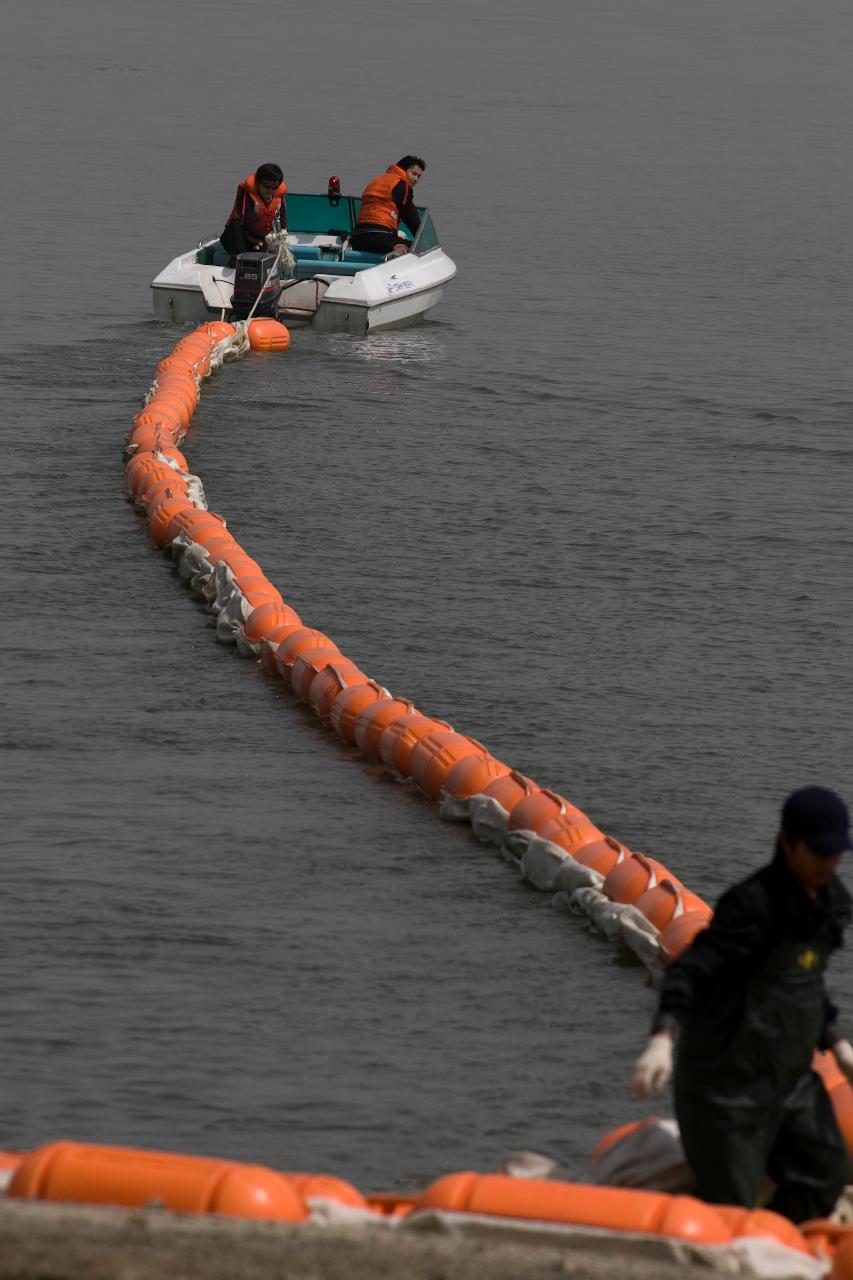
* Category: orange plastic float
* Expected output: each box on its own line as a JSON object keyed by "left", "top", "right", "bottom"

{"left": 633, "top": 880, "right": 684, "bottom": 930}
{"left": 538, "top": 806, "right": 604, "bottom": 856}
{"left": 134, "top": 464, "right": 188, "bottom": 503}
{"left": 163, "top": 507, "right": 226, "bottom": 545}
{"left": 441, "top": 752, "right": 511, "bottom": 800}
{"left": 241, "top": 604, "right": 303, "bottom": 650}
{"left": 290, "top": 647, "right": 346, "bottom": 700}
{"left": 145, "top": 391, "right": 193, "bottom": 433}
{"left": 832, "top": 1234, "right": 853, "bottom": 1278}
{"left": 713, "top": 1204, "right": 811, "bottom": 1254}
{"left": 329, "top": 680, "right": 390, "bottom": 743}
{"left": 125, "top": 455, "right": 176, "bottom": 498}
{"left": 131, "top": 404, "right": 184, "bottom": 436}
{"left": 366, "top": 1191, "right": 417, "bottom": 1218}
{"left": 150, "top": 382, "right": 197, "bottom": 423}
{"left": 247, "top": 318, "right": 291, "bottom": 352}
{"left": 573, "top": 836, "right": 632, "bottom": 877}
{"left": 127, "top": 423, "right": 181, "bottom": 455}
{"left": 409, "top": 731, "right": 487, "bottom": 800}
{"left": 260, "top": 624, "right": 306, "bottom": 673}
{"left": 660, "top": 908, "right": 712, "bottom": 961}
{"left": 278, "top": 1171, "right": 366, "bottom": 1208}
{"left": 506, "top": 787, "right": 569, "bottom": 836}
{"left": 141, "top": 475, "right": 190, "bottom": 509}
{"left": 9, "top": 1141, "right": 307, "bottom": 1222}
{"left": 353, "top": 697, "right": 417, "bottom": 759}
{"left": 196, "top": 532, "right": 241, "bottom": 564}
{"left": 148, "top": 496, "right": 199, "bottom": 547}
{"left": 0, "top": 1150, "right": 24, "bottom": 1176}
{"left": 415, "top": 1171, "right": 732, "bottom": 1244}
{"left": 378, "top": 714, "right": 451, "bottom": 778}
{"left": 170, "top": 336, "right": 214, "bottom": 374}
{"left": 213, "top": 550, "right": 264, "bottom": 580}
{"left": 274, "top": 627, "right": 340, "bottom": 675}
{"left": 634, "top": 881, "right": 710, "bottom": 930}
{"left": 155, "top": 354, "right": 202, "bottom": 381}
{"left": 307, "top": 661, "right": 370, "bottom": 724}
{"left": 155, "top": 362, "right": 200, "bottom": 392}
{"left": 477, "top": 770, "right": 539, "bottom": 813}
{"left": 231, "top": 575, "right": 285, "bottom": 610}
{"left": 603, "top": 852, "right": 674, "bottom": 905}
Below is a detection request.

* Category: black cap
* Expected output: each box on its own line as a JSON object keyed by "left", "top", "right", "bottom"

{"left": 781, "top": 787, "right": 853, "bottom": 857}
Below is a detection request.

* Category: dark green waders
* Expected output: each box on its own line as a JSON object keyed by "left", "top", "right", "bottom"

{"left": 673, "top": 937, "right": 849, "bottom": 1223}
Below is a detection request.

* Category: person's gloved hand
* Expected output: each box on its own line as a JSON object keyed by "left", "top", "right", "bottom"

{"left": 631, "top": 1032, "right": 674, "bottom": 1098}
{"left": 832, "top": 1039, "right": 853, "bottom": 1082}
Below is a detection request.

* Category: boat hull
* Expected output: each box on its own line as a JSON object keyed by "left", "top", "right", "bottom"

{"left": 151, "top": 245, "right": 455, "bottom": 333}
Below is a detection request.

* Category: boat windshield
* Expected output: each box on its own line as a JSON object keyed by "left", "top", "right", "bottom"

{"left": 410, "top": 210, "right": 440, "bottom": 256}
{"left": 286, "top": 193, "right": 358, "bottom": 237}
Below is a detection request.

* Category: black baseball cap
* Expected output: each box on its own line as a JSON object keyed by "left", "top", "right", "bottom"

{"left": 781, "top": 787, "right": 853, "bottom": 857}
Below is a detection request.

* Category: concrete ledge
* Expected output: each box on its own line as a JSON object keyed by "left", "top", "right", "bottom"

{"left": 0, "top": 1197, "right": 720, "bottom": 1280}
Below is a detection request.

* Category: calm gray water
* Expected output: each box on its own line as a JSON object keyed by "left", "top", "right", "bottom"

{"left": 2, "top": 0, "right": 852, "bottom": 1192}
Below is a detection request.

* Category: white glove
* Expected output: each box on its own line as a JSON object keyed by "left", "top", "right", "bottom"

{"left": 832, "top": 1039, "right": 853, "bottom": 1082}
{"left": 631, "top": 1032, "right": 674, "bottom": 1098}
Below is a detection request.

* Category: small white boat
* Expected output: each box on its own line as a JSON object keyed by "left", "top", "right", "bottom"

{"left": 151, "top": 188, "right": 456, "bottom": 334}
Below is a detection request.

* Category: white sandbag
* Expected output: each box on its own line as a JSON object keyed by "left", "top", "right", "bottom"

{"left": 469, "top": 794, "right": 510, "bottom": 844}
{"left": 208, "top": 561, "right": 237, "bottom": 610}
{"left": 570, "top": 887, "right": 629, "bottom": 939}
{"left": 729, "top": 1238, "right": 827, "bottom": 1279}
{"left": 184, "top": 474, "right": 207, "bottom": 508}
{"left": 585, "top": 1116, "right": 694, "bottom": 1195}
{"left": 503, "top": 828, "right": 534, "bottom": 862}
{"left": 552, "top": 859, "right": 606, "bottom": 894}
{"left": 235, "top": 631, "right": 260, "bottom": 659}
{"left": 167, "top": 531, "right": 195, "bottom": 563}
{"left": 172, "top": 540, "right": 212, "bottom": 584}
{"left": 618, "top": 905, "right": 665, "bottom": 972}
{"left": 214, "top": 590, "right": 251, "bottom": 642}
{"left": 438, "top": 793, "right": 476, "bottom": 823}
{"left": 305, "top": 1198, "right": 394, "bottom": 1228}
{"left": 520, "top": 835, "right": 570, "bottom": 891}
{"left": 154, "top": 449, "right": 185, "bottom": 470}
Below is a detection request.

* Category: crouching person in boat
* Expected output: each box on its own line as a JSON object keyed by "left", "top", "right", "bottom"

{"left": 220, "top": 163, "right": 287, "bottom": 258}
{"left": 350, "top": 156, "right": 425, "bottom": 258}
{"left": 631, "top": 786, "right": 853, "bottom": 1223}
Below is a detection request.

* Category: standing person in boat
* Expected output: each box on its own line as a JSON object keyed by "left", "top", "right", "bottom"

{"left": 350, "top": 156, "right": 425, "bottom": 258}
{"left": 631, "top": 786, "right": 853, "bottom": 1223}
{"left": 220, "top": 164, "right": 287, "bottom": 258}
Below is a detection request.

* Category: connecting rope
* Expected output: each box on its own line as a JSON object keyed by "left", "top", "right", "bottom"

{"left": 270, "top": 227, "right": 296, "bottom": 278}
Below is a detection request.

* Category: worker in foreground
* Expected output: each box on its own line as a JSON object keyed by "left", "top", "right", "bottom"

{"left": 632, "top": 786, "right": 853, "bottom": 1222}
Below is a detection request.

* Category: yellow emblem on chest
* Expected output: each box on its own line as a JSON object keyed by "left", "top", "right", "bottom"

{"left": 797, "top": 949, "right": 820, "bottom": 971}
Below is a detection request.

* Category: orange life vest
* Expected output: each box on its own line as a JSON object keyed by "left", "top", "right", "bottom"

{"left": 356, "top": 165, "right": 410, "bottom": 232}
{"left": 228, "top": 173, "right": 288, "bottom": 240}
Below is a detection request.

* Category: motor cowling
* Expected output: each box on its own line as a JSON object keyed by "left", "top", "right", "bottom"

{"left": 230, "top": 251, "right": 281, "bottom": 320}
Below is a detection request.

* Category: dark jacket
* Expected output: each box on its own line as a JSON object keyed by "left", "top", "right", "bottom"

{"left": 654, "top": 846, "right": 851, "bottom": 1107}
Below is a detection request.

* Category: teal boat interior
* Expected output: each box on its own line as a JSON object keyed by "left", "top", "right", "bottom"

{"left": 196, "top": 192, "right": 440, "bottom": 281}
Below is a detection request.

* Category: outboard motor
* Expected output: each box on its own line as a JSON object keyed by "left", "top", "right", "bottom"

{"left": 230, "top": 251, "right": 281, "bottom": 320}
